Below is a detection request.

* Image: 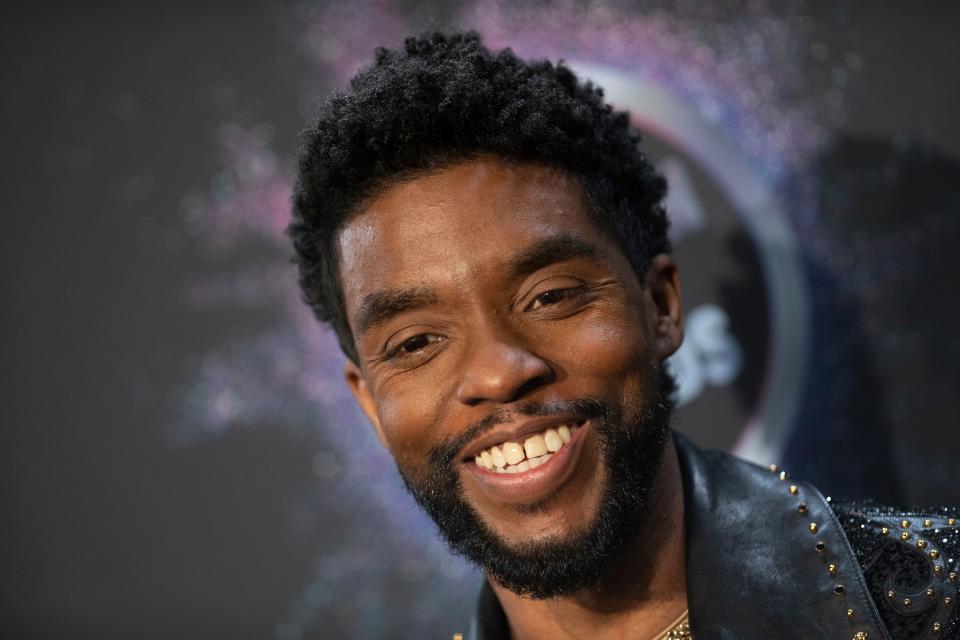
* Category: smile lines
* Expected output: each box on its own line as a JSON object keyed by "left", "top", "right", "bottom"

{"left": 473, "top": 424, "right": 581, "bottom": 473}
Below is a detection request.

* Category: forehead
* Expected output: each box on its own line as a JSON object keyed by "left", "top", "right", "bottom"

{"left": 336, "top": 158, "right": 608, "bottom": 312}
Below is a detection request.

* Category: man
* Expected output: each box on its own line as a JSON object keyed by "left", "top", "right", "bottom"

{"left": 289, "top": 31, "right": 959, "bottom": 639}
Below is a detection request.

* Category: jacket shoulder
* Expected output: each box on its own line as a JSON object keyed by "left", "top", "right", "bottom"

{"left": 831, "top": 499, "right": 960, "bottom": 639}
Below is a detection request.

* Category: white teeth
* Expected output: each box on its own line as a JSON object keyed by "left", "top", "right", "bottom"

{"left": 524, "top": 434, "right": 547, "bottom": 458}
{"left": 490, "top": 446, "right": 506, "bottom": 469}
{"left": 502, "top": 442, "right": 525, "bottom": 465}
{"left": 544, "top": 428, "right": 563, "bottom": 452}
{"left": 475, "top": 423, "right": 580, "bottom": 474}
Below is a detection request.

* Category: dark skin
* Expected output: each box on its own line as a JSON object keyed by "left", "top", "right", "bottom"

{"left": 339, "top": 157, "right": 686, "bottom": 639}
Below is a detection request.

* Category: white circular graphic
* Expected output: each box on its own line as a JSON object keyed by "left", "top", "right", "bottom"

{"left": 572, "top": 62, "right": 811, "bottom": 465}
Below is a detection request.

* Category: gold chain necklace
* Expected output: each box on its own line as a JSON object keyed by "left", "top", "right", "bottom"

{"left": 451, "top": 610, "right": 692, "bottom": 640}
{"left": 651, "top": 610, "right": 691, "bottom": 640}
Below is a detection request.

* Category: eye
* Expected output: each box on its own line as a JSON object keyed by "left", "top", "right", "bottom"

{"left": 386, "top": 333, "right": 445, "bottom": 364}
{"left": 527, "top": 285, "right": 589, "bottom": 311}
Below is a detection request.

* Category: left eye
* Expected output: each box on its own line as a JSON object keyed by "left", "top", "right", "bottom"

{"left": 528, "top": 286, "right": 588, "bottom": 311}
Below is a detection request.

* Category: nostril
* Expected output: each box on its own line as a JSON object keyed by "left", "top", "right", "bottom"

{"left": 509, "top": 373, "right": 554, "bottom": 403}
{"left": 455, "top": 339, "right": 555, "bottom": 405}
{"left": 458, "top": 369, "right": 554, "bottom": 406}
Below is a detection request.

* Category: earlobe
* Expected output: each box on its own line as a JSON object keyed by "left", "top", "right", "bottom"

{"left": 646, "top": 254, "right": 685, "bottom": 359}
{"left": 343, "top": 360, "right": 389, "bottom": 448}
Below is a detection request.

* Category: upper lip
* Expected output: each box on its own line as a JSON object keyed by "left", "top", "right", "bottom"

{"left": 459, "top": 414, "right": 585, "bottom": 461}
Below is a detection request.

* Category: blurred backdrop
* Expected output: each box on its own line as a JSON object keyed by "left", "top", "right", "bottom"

{"left": 2, "top": 1, "right": 959, "bottom": 638}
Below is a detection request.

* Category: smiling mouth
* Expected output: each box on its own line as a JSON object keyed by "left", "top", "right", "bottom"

{"left": 471, "top": 422, "right": 584, "bottom": 474}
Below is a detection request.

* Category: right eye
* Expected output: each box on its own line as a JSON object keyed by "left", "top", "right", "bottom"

{"left": 386, "top": 333, "right": 446, "bottom": 366}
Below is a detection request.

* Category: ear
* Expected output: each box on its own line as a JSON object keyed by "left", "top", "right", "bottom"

{"left": 644, "top": 254, "right": 684, "bottom": 360}
{"left": 343, "top": 359, "right": 389, "bottom": 449}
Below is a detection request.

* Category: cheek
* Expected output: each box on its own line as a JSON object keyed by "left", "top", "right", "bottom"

{"left": 553, "top": 311, "right": 652, "bottom": 381}
{"left": 373, "top": 384, "right": 441, "bottom": 468}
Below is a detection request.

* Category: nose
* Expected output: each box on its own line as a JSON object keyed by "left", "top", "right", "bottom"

{"left": 455, "top": 325, "right": 555, "bottom": 406}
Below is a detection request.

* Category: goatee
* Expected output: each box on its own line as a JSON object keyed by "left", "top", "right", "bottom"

{"left": 397, "top": 365, "right": 675, "bottom": 599}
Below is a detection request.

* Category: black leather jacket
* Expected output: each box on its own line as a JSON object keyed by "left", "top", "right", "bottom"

{"left": 467, "top": 432, "right": 959, "bottom": 639}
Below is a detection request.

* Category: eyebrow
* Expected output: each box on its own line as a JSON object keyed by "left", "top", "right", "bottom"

{"left": 506, "top": 233, "right": 599, "bottom": 279}
{"left": 352, "top": 233, "right": 599, "bottom": 337}
{"left": 353, "top": 287, "right": 439, "bottom": 337}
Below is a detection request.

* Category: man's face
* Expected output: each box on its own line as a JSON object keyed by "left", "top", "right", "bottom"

{"left": 338, "top": 157, "right": 682, "bottom": 596}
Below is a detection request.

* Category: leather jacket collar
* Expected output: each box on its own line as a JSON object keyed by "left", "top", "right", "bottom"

{"left": 675, "top": 431, "right": 889, "bottom": 639}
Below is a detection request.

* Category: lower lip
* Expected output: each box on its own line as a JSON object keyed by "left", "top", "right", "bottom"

{"left": 462, "top": 421, "right": 592, "bottom": 505}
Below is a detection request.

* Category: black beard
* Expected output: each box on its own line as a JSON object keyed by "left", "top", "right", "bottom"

{"left": 396, "top": 365, "right": 675, "bottom": 599}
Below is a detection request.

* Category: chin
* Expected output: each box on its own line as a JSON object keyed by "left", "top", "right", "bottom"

{"left": 399, "top": 370, "right": 675, "bottom": 598}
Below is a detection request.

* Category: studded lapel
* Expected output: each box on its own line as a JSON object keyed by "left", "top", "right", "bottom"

{"left": 675, "top": 432, "right": 892, "bottom": 640}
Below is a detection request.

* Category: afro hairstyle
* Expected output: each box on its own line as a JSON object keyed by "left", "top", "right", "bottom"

{"left": 289, "top": 31, "right": 671, "bottom": 363}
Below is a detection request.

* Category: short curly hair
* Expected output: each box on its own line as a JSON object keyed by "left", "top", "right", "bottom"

{"left": 289, "top": 31, "right": 670, "bottom": 363}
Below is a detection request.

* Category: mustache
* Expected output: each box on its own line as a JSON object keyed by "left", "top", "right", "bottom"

{"left": 428, "top": 397, "right": 611, "bottom": 469}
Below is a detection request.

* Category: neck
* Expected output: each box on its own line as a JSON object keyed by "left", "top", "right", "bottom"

{"left": 491, "top": 435, "right": 687, "bottom": 640}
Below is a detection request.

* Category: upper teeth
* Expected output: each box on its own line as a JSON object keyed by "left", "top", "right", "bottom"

{"left": 473, "top": 424, "right": 577, "bottom": 473}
